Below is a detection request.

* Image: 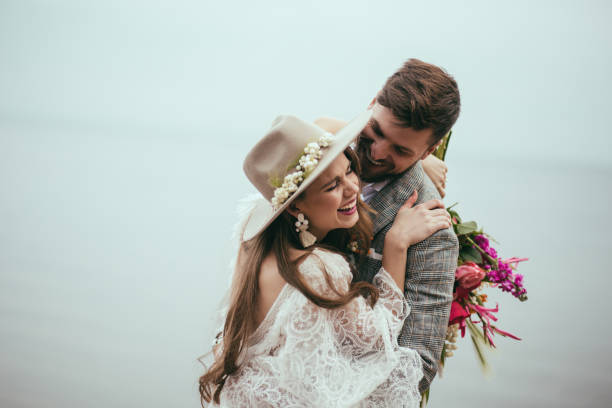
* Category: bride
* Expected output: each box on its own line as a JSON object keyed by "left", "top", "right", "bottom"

{"left": 199, "top": 111, "right": 451, "bottom": 407}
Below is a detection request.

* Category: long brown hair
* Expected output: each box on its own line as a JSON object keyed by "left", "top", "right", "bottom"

{"left": 198, "top": 148, "right": 378, "bottom": 405}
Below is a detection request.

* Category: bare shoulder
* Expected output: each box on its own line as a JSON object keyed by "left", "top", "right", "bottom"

{"left": 255, "top": 252, "right": 290, "bottom": 326}
{"left": 313, "top": 117, "right": 348, "bottom": 134}
{"left": 259, "top": 248, "right": 321, "bottom": 291}
{"left": 259, "top": 252, "right": 286, "bottom": 296}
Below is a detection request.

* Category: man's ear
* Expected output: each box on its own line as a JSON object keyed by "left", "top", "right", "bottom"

{"left": 421, "top": 139, "right": 442, "bottom": 160}
{"left": 367, "top": 95, "right": 378, "bottom": 109}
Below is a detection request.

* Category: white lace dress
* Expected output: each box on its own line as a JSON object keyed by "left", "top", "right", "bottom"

{"left": 219, "top": 248, "right": 423, "bottom": 407}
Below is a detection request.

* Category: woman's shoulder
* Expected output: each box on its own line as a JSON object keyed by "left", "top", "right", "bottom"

{"left": 257, "top": 253, "right": 288, "bottom": 316}
{"left": 298, "top": 248, "right": 353, "bottom": 294}
{"left": 259, "top": 258, "right": 285, "bottom": 287}
{"left": 258, "top": 248, "right": 348, "bottom": 292}
{"left": 300, "top": 247, "right": 349, "bottom": 270}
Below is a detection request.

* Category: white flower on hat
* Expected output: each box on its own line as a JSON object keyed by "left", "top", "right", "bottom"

{"left": 270, "top": 132, "right": 334, "bottom": 210}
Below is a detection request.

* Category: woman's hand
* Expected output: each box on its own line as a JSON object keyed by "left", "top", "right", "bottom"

{"left": 422, "top": 155, "right": 448, "bottom": 198}
{"left": 386, "top": 191, "right": 451, "bottom": 252}
{"left": 382, "top": 191, "right": 451, "bottom": 290}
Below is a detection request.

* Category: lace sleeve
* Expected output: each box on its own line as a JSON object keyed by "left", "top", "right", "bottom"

{"left": 273, "top": 250, "right": 421, "bottom": 406}
{"left": 302, "top": 250, "right": 409, "bottom": 347}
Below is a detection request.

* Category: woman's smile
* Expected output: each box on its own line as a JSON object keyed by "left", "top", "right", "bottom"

{"left": 338, "top": 198, "right": 357, "bottom": 215}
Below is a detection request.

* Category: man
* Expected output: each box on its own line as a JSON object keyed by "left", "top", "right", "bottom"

{"left": 315, "top": 58, "right": 460, "bottom": 393}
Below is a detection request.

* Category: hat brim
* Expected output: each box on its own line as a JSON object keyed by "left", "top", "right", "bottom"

{"left": 242, "top": 110, "right": 372, "bottom": 241}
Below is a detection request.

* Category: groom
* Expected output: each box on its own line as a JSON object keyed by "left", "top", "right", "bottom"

{"left": 316, "top": 58, "right": 460, "bottom": 393}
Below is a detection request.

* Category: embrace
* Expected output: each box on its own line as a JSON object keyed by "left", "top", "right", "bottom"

{"left": 199, "top": 59, "right": 461, "bottom": 407}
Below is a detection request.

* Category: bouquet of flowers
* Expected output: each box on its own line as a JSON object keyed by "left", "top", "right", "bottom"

{"left": 421, "top": 133, "right": 529, "bottom": 406}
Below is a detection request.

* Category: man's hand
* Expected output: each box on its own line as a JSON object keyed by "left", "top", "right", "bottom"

{"left": 422, "top": 155, "right": 447, "bottom": 198}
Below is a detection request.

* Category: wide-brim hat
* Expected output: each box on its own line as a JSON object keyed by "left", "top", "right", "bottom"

{"left": 242, "top": 110, "right": 372, "bottom": 241}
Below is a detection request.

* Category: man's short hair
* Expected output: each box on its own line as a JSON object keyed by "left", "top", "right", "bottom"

{"left": 377, "top": 59, "right": 461, "bottom": 145}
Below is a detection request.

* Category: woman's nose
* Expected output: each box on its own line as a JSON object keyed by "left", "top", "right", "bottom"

{"left": 345, "top": 176, "right": 360, "bottom": 195}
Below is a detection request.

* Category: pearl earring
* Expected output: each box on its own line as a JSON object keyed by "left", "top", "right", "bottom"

{"left": 295, "top": 213, "right": 317, "bottom": 248}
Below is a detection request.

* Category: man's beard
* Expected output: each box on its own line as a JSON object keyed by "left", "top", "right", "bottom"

{"left": 356, "top": 136, "right": 395, "bottom": 182}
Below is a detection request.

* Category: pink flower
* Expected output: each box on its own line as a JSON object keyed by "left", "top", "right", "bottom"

{"left": 449, "top": 301, "right": 469, "bottom": 337}
{"left": 449, "top": 301, "right": 469, "bottom": 326}
{"left": 455, "top": 262, "right": 486, "bottom": 291}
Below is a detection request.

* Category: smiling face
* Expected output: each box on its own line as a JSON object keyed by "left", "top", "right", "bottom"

{"left": 289, "top": 153, "right": 360, "bottom": 240}
{"left": 357, "top": 103, "right": 438, "bottom": 182}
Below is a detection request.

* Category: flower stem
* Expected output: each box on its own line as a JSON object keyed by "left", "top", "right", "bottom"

{"left": 465, "top": 236, "right": 498, "bottom": 267}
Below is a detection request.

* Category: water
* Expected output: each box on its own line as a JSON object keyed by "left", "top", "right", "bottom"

{"left": 429, "top": 154, "right": 612, "bottom": 407}
{"left": 1, "top": 122, "right": 611, "bottom": 407}
{"left": 1, "top": 1, "right": 611, "bottom": 406}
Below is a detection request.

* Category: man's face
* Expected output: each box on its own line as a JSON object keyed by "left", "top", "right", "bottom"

{"left": 357, "top": 103, "right": 437, "bottom": 182}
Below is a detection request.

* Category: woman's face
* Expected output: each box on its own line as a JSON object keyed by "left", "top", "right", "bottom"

{"left": 290, "top": 153, "right": 360, "bottom": 240}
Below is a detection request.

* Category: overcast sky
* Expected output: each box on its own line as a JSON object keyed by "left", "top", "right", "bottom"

{"left": 1, "top": 0, "right": 611, "bottom": 165}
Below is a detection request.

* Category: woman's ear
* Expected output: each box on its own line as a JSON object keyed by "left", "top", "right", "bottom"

{"left": 286, "top": 201, "right": 301, "bottom": 219}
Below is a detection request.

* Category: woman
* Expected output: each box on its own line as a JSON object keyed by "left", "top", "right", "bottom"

{"left": 199, "top": 112, "right": 451, "bottom": 407}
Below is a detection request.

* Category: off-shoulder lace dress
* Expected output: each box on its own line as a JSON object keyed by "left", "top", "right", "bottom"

{"left": 219, "top": 248, "right": 423, "bottom": 407}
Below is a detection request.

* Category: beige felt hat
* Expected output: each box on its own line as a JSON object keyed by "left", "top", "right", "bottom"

{"left": 242, "top": 110, "right": 372, "bottom": 241}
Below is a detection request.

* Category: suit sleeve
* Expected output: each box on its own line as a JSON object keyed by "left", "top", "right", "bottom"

{"left": 397, "top": 225, "right": 458, "bottom": 393}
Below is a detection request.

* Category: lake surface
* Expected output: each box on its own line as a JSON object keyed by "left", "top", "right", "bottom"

{"left": 2, "top": 121, "right": 611, "bottom": 407}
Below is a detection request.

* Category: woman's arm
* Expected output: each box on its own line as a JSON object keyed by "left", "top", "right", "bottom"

{"left": 422, "top": 154, "right": 448, "bottom": 198}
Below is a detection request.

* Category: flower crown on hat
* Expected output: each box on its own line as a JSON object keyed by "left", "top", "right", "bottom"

{"left": 270, "top": 132, "right": 334, "bottom": 210}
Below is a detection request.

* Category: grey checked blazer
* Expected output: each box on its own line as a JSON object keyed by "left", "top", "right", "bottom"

{"left": 358, "top": 161, "right": 458, "bottom": 393}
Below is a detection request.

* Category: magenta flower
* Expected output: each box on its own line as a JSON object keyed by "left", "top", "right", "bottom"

{"left": 492, "top": 326, "right": 522, "bottom": 341}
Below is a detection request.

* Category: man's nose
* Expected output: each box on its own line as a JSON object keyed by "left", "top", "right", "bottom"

{"left": 370, "top": 139, "right": 389, "bottom": 161}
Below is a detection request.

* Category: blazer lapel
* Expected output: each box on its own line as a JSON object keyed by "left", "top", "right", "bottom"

{"left": 368, "top": 161, "right": 425, "bottom": 236}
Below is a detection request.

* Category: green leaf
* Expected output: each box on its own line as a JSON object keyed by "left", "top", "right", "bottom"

{"left": 466, "top": 320, "right": 490, "bottom": 373}
{"left": 460, "top": 246, "right": 482, "bottom": 263}
{"left": 466, "top": 319, "right": 487, "bottom": 343}
{"left": 420, "top": 388, "right": 430, "bottom": 407}
{"left": 268, "top": 174, "right": 283, "bottom": 188}
{"left": 455, "top": 221, "right": 478, "bottom": 235}
{"left": 432, "top": 130, "right": 452, "bottom": 161}
{"left": 446, "top": 202, "right": 459, "bottom": 211}
{"left": 469, "top": 334, "right": 489, "bottom": 372}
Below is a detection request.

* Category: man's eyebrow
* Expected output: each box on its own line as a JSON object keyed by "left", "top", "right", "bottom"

{"left": 370, "top": 118, "right": 386, "bottom": 138}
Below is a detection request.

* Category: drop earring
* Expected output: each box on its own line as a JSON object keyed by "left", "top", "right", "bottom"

{"left": 295, "top": 213, "right": 317, "bottom": 248}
